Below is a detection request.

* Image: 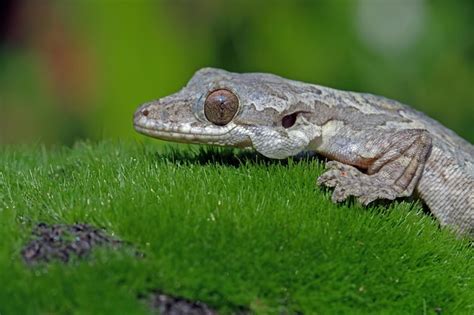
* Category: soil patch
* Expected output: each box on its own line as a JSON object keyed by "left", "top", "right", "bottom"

{"left": 21, "top": 222, "right": 124, "bottom": 264}
{"left": 147, "top": 291, "right": 218, "bottom": 315}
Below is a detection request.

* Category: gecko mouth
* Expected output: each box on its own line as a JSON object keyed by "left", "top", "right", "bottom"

{"left": 133, "top": 115, "right": 240, "bottom": 145}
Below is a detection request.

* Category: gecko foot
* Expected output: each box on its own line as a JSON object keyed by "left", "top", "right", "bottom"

{"left": 317, "top": 161, "right": 403, "bottom": 205}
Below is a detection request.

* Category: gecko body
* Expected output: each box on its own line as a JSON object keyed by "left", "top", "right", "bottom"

{"left": 134, "top": 68, "right": 474, "bottom": 235}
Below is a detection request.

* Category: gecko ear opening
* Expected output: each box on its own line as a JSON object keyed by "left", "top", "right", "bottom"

{"left": 282, "top": 112, "right": 304, "bottom": 128}
{"left": 282, "top": 113, "right": 297, "bottom": 128}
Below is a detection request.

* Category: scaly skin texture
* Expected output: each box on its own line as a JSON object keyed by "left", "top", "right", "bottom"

{"left": 134, "top": 68, "right": 474, "bottom": 235}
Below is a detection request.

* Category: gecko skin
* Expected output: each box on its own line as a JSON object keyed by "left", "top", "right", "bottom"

{"left": 134, "top": 68, "right": 474, "bottom": 235}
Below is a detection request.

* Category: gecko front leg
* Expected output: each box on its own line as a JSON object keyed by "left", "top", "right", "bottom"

{"left": 317, "top": 129, "right": 432, "bottom": 205}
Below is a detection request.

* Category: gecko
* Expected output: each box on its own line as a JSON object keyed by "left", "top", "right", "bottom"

{"left": 133, "top": 67, "right": 474, "bottom": 235}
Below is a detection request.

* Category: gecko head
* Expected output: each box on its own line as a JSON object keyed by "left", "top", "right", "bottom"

{"left": 134, "top": 67, "right": 323, "bottom": 159}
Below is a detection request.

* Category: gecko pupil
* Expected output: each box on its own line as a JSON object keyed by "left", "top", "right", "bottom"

{"left": 204, "top": 89, "right": 239, "bottom": 126}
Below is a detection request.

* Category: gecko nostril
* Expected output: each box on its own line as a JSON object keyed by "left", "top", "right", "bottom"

{"left": 142, "top": 109, "right": 149, "bottom": 117}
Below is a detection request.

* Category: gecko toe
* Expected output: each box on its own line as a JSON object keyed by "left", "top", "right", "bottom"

{"left": 331, "top": 187, "right": 349, "bottom": 203}
{"left": 332, "top": 184, "right": 364, "bottom": 203}
{"left": 357, "top": 187, "right": 399, "bottom": 205}
{"left": 317, "top": 171, "right": 340, "bottom": 187}
{"left": 325, "top": 161, "right": 346, "bottom": 170}
{"left": 358, "top": 195, "right": 376, "bottom": 205}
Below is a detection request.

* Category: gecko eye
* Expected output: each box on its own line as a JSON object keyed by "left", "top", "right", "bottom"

{"left": 204, "top": 89, "right": 239, "bottom": 126}
{"left": 281, "top": 112, "right": 298, "bottom": 128}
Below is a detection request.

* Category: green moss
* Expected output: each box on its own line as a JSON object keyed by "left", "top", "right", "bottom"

{"left": 0, "top": 141, "right": 472, "bottom": 314}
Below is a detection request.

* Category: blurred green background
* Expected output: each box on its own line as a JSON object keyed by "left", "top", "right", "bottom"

{"left": 1, "top": 0, "right": 473, "bottom": 145}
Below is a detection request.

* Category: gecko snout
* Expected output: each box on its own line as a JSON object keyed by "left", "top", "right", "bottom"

{"left": 133, "top": 104, "right": 151, "bottom": 126}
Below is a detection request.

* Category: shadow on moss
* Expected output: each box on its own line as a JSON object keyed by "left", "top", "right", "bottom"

{"left": 154, "top": 146, "right": 324, "bottom": 168}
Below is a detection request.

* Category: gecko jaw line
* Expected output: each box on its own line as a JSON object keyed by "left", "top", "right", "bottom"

{"left": 133, "top": 118, "right": 237, "bottom": 143}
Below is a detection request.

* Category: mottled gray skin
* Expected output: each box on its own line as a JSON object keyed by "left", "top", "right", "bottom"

{"left": 134, "top": 68, "right": 474, "bottom": 235}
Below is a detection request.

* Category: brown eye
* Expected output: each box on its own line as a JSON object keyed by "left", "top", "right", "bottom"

{"left": 282, "top": 112, "right": 298, "bottom": 128}
{"left": 204, "top": 89, "right": 239, "bottom": 126}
